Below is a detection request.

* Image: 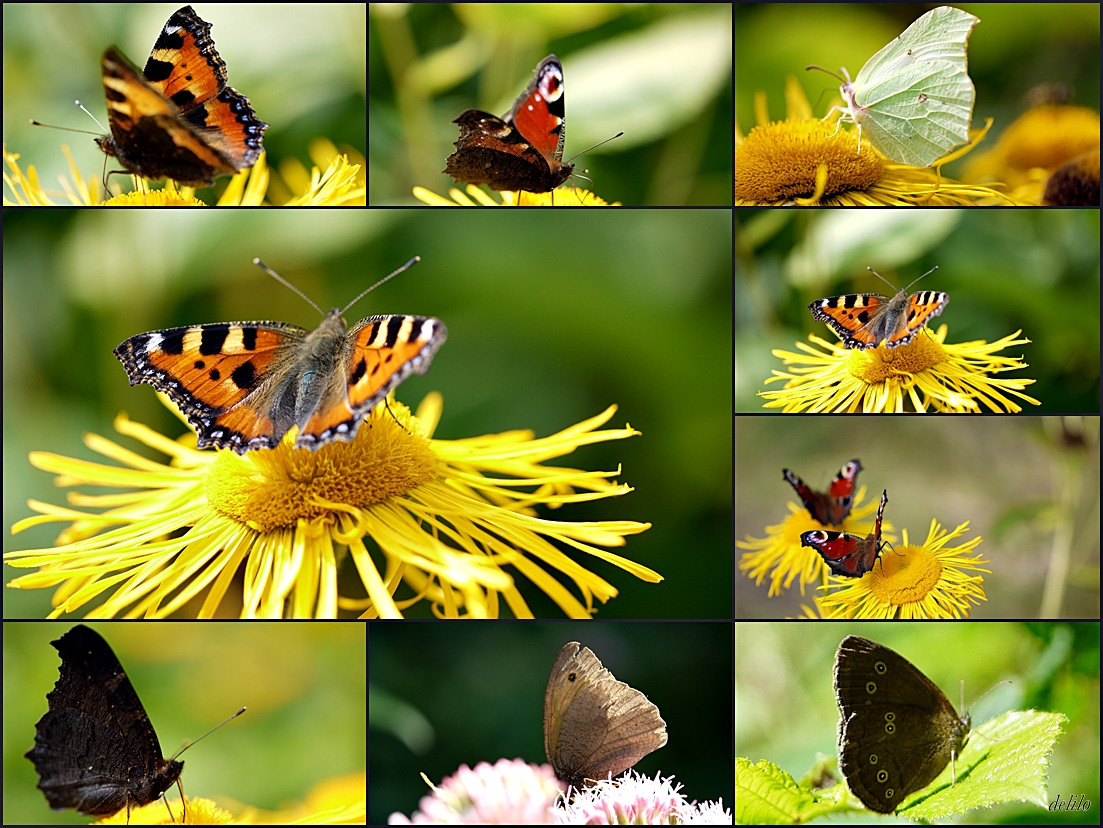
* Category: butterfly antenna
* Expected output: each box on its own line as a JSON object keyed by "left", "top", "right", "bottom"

{"left": 340, "top": 256, "right": 421, "bottom": 313}
{"left": 170, "top": 706, "right": 246, "bottom": 761}
{"left": 866, "top": 265, "right": 938, "bottom": 293}
{"left": 29, "top": 100, "right": 109, "bottom": 135}
{"left": 253, "top": 259, "right": 325, "bottom": 315}
{"left": 805, "top": 64, "right": 846, "bottom": 82}
{"left": 564, "top": 131, "right": 624, "bottom": 165}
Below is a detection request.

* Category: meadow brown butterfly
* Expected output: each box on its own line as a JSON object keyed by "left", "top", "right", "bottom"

{"left": 543, "top": 641, "right": 668, "bottom": 790}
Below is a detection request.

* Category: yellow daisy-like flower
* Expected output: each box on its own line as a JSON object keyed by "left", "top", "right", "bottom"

{"left": 3, "top": 143, "right": 269, "bottom": 206}
{"left": 737, "top": 487, "right": 893, "bottom": 598}
{"left": 5, "top": 394, "right": 655, "bottom": 619}
{"left": 760, "top": 327, "right": 1041, "bottom": 413}
{"left": 414, "top": 183, "right": 617, "bottom": 207}
{"left": 735, "top": 77, "right": 1012, "bottom": 206}
{"left": 961, "top": 104, "right": 1100, "bottom": 205}
{"left": 96, "top": 772, "right": 365, "bottom": 824}
{"left": 278, "top": 140, "right": 366, "bottom": 206}
{"left": 6, "top": 139, "right": 364, "bottom": 206}
{"left": 813, "top": 516, "right": 990, "bottom": 619}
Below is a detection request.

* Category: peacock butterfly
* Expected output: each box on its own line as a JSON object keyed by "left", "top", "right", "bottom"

{"left": 801, "top": 489, "right": 889, "bottom": 577}
{"left": 443, "top": 54, "right": 572, "bottom": 193}
{"left": 783, "top": 459, "right": 862, "bottom": 526}
{"left": 25, "top": 625, "right": 244, "bottom": 821}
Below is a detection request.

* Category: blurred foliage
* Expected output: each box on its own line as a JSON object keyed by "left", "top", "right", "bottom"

{"left": 369, "top": 3, "right": 732, "bottom": 205}
{"left": 370, "top": 621, "right": 732, "bottom": 825}
{"left": 4, "top": 622, "right": 364, "bottom": 824}
{"left": 736, "top": 621, "right": 1100, "bottom": 823}
{"left": 3, "top": 3, "right": 365, "bottom": 204}
{"left": 735, "top": 209, "right": 1100, "bottom": 412}
{"left": 736, "top": 3, "right": 1100, "bottom": 178}
{"left": 3, "top": 209, "right": 731, "bottom": 619}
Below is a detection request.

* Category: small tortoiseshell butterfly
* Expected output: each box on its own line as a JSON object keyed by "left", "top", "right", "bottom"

{"left": 783, "top": 459, "right": 862, "bottom": 526}
{"left": 114, "top": 258, "right": 446, "bottom": 454}
{"left": 96, "top": 5, "right": 267, "bottom": 187}
{"left": 443, "top": 55, "right": 572, "bottom": 193}
{"left": 801, "top": 489, "right": 889, "bottom": 578}
{"left": 808, "top": 267, "right": 949, "bottom": 350}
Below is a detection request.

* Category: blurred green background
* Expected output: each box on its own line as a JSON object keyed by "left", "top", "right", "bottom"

{"left": 736, "top": 416, "right": 1100, "bottom": 618}
{"left": 736, "top": 3, "right": 1100, "bottom": 178}
{"left": 370, "top": 621, "right": 731, "bottom": 825}
{"left": 736, "top": 621, "right": 1100, "bottom": 824}
{"left": 2, "top": 209, "right": 731, "bottom": 619}
{"left": 368, "top": 3, "right": 732, "bottom": 205}
{"left": 735, "top": 208, "right": 1100, "bottom": 412}
{"left": 2, "top": 3, "right": 365, "bottom": 203}
{"left": 4, "top": 621, "right": 365, "bottom": 824}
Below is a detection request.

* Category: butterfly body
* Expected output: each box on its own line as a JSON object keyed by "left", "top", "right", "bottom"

{"left": 96, "top": 5, "right": 267, "bottom": 187}
{"left": 809, "top": 286, "right": 948, "bottom": 349}
{"left": 444, "top": 55, "right": 572, "bottom": 193}
{"left": 115, "top": 303, "right": 446, "bottom": 454}
{"left": 801, "top": 489, "right": 889, "bottom": 577}
{"left": 783, "top": 459, "right": 862, "bottom": 526}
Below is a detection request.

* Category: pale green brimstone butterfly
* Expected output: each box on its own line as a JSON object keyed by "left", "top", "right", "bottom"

{"left": 543, "top": 642, "right": 667, "bottom": 790}
{"left": 811, "top": 6, "right": 980, "bottom": 167}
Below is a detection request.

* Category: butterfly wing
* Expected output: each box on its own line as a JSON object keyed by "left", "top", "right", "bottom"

{"left": 504, "top": 54, "right": 567, "bottom": 166}
{"left": 444, "top": 110, "right": 566, "bottom": 191}
{"left": 853, "top": 6, "right": 977, "bottom": 87}
{"left": 801, "top": 529, "right": 876, "bottom": 577}
{"left": 825, "top": 460, "right": 863, "bottom": 523}
{"left": 808, "top": 290, "right": 948, "bottom": 349}
{"left": 97, "top": 7, "right": 266, "bottom": 186}
{"left": 802, "top": 490, "right": 887, "bottom": 577}
{"left": 849, "top": 6, "right": 979, "bottom": 166}
{"left": 294, "top": 314, "right": 447, "bottom": 450}
{"left": 26, "top": 626, "right": 182, "bottom": 816}
{"left": 114, "top": 321, "right": 310, "bottom": 452}
{"left": 443, "top": 55, "right": 573, "bottom": 192}
{"left": 544, "top": 642, "right": 667, "bottom": 790}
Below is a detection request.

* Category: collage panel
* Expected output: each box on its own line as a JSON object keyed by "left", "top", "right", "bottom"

{"left": 736, "top": 415, "right": 1100, "bottom": 619}
{"left": 737, "top": 4, "right": 1099, "bottom": 206}
{"left": 4, "top": 621, "right": 365, "bottom": 824}
{"left": 370, "top": 621, "right": 732, "bottom": 825}
{"left": 4, "top": 3, "right": 366, "bottom": 205}
{"left": 735, "top": 208, "right": 1100, "bottom": 413}
{"left": 3, "top": 209, "right": 731, "bottom": 621}
{"left": 735, "top": 621, "right": 1099, "bottom": 822}
{"left": 369, "top": 4, "right": 733, "bottom": 206}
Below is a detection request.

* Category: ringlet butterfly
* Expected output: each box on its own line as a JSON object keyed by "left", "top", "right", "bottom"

{"left": 25, "top": 625, "right": 243, "bottom": 822}
{"left": 543, "top": 641, "right": 668, "bottom": 790}
{"left": 833, "top": 635, "right": 971, "bottom": 813}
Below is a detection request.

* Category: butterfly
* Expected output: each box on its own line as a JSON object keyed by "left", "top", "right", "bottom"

{"left": 96, "top": 5, "right": 267, "bottom": 187}
{"left": 443, "top": 55, "right": 572, "bottom": 193}
{"left": 801, "top": 489, "right": 889, "bottom": 578}
{"left": 783, "top": 459, "right": 862, "bottom": 526}
{"left": 114, "top": 258, "right": 447, "bottom": 454}
{"left": 808, "top": 267, "right": 949, "bottom": 349}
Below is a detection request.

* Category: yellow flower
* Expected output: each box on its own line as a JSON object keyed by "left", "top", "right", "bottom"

{"left": 761, "top": 327, "right": 1041, "bottom": 413}
{"left": 4, "top": 140, "right": 363, "bottom": 206}
{"left": 737, "top": 487, "right": 891, "bottom": 598}
{"left": 813, "top": 516, "right": 990, "bottom": 619}
{"left": 414, "top": 183, "right": 618, "bottom": 206}
{"left": 735, "top": 78, "right": 1011, "bottom": 205}
{"left": 6, "top": 394, "right": 654, "bottom": 619}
